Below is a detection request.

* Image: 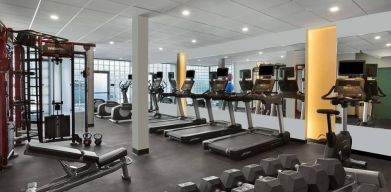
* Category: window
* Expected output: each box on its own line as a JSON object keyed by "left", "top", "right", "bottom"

{"left": 186, "top": 65, "right": 210, "bottom": 94}
{"left": 149, "top": 63, "right": 174, "bottom": 93}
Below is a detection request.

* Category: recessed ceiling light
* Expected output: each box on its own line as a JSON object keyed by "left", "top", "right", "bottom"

{"left": 158, "top": 47, "right": 163, "bottom": 51}
{"left": 93, "top": 49, "right": 96, "bottom": 52}
{"left": 386, "top": 43, "right": 391, "bottom": 47}
{"left": 191, "top": 39, "right": 197, "bottom": 43}
{"left": 224, "top": 56, "right": 228, "bottom": 59}
{"left": 242, "top": 27, "right": 249, "bottom": 32}
{"left": 258, "top": 51, "right": 263, "bottom": 55}
{"left": 280, "top": 55, "right": 285, "bottom": 58}
{"left": 329, "top": 6, "right": 339, "bottom": 13}
{"left": 109, "top": 41, "right": 115, "bottom": 45}
{"left": 182, "top": 9, "right": 190, "bottom": 16}
{"left": 374, "top": 36, "right": 381, "bottom": 40}
{"left": 197, "top": 59, "right": 201, "bottom": 62}
{"left": 50, "top": 14, "right": 59, "bottom": 20}
{"left": 119, "top": 58, "right": 122, "bottom": 60}
{"left": 246, "top": 58, "right": 250, "bottom": 62}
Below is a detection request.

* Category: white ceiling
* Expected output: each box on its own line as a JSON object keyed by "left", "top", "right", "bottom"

{"left": 1, "top": 0, "right": 391, "bottom": 61}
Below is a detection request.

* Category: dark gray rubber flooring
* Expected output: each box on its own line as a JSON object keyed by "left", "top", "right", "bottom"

{"left": 1, "top": 113, "right": 390, "bottom": 192}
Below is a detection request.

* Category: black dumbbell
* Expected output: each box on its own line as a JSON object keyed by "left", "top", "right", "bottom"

{"left": 315, "top": 158, "right": 346, "bottom": 189}
{"left": 297, "top": 163, "right": 329, "bottom": 192}
{"left": 254, "top": 176, "right": 284, "bottom": 192}
{"left": 220, "top": 168, "right": 249, "bottom": 191}
{"left": 243, "top": 154, "right": 301, "bottom": 183}
{"left": 277, "top": 170, "right": 308, "bottom": 192}
{"left": 199, "top": 176, "right": 224, "bottom": 192}
{"left": 177, "top": 182, "right": 200, "bottom": 192}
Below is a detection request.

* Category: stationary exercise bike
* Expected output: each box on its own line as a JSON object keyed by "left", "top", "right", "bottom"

{"left": 109, "top": 75, "right": 132, "bottom": 123}
{"left": 318, "top": 61, "right": 368, "bottom": 168}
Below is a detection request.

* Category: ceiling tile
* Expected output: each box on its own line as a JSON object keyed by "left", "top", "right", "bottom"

{"left": 354, "top": 0, "right": 391, "bottom": 14}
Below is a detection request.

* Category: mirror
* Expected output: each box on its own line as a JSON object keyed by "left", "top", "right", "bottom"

{"left": 338, "top": 32, "right": 391, "bottom": 129}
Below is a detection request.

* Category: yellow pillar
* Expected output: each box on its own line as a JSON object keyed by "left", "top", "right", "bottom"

{"left": 305, "top": 26, "right": 337, "bottom": 140}
{"left": 177, "top": 52, "right": 186, "bottom": 116}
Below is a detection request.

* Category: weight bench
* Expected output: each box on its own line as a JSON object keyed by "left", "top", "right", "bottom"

{"left": 24, "top": 143, "right": 132, "bottom": 192}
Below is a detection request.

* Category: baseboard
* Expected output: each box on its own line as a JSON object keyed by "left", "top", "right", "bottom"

{"left": 132, "top": 148, "right": 149, "bottom": 156}
{"left": 352, "top": 150, "right": 391, "bottom": 161}
{"left": 291, "top": 138, "right": 307, "bottom": 143}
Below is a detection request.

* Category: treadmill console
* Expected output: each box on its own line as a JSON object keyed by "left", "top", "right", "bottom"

{"left": 212, "top": 79, "right": 228, "bottom": 92}
{"left": 335, "top": 78, "right": 365, "bottom": 99}
{"left": 181, "top": 80, "right": 195, "bottom": 92}
{"left": 253, "top": 79, "right": 274, "bottom": 94}
{"left": 239, "top": 80, "right": 253, "bottom": 92}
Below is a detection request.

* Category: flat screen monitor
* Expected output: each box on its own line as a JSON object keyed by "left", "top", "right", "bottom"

{"left": 279, "top": 67, "right": 294, "bottom": 79}
{"left": 128, "top": 74, "right": 132, "bottom": 80}
{"left": 365, "top": 64, "right": 378, "bottom": 77}
{"left": 186, "top": 70, "right": 195, "bottom": 78}
{"left": 209, "top": 72, "right": 217, "bottom": 80}
{"left": 259, "top": 65, "right": 274, "bottom": 76}
{"left": 217, "top": 68, "right": 229, "bottom": 77}
{"left": 168, "top": 72, "right": 174, "bottom": 79}
{"left": 156, "top": 71, "right": 163, "bottom": 78}
{"left": 240, "top": 69, "right": 251, "bottom": 79}
{"left": 338, "top": 60, "right": 365, "bottom": 76}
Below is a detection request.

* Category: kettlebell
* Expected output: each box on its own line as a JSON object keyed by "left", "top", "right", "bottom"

{"left": 83, "top": 132, "right": 92, "bottom": 146}
{"left": 94, "top": 133, "right": 103, "bottom": 146}
{"left": 73, "top": 134, "right": 83, "bottom": 144}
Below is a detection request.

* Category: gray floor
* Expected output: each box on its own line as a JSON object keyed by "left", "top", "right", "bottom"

{"left": 1, "top": 114, "right": 391, "bottom": 192}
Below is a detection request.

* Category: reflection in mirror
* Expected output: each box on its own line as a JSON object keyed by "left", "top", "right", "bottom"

{"left": 338, "top": 32, "right": 391, "bottom": 129}
{"left": 187, "top": 43, "right": 306, "bottom": 120}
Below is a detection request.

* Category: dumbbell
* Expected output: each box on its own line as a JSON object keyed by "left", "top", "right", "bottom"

{"left": 177, "top": 182, "right": 200, "bottom": 192}
{"left": 315, "top": 158, "right": 346, "bottom": 190}
{"left": 296, "top": 163, "right": 329, "bottom": 192}
{"left": 243, "top": 154, "right": 300, "bottom": 183}
{"left": 220, "top": 168, "right": 253, "bottom": 191}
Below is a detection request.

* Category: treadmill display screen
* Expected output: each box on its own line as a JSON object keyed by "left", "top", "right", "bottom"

{"left": 365, "top": 64, "right": 377, "bottom": 77}
{"left": 217, "top": 68, "right": 229, "bottom": 77}
{"left": 156, "top": 71, "right": 163, "bottom": 78}
{"left": 128, "top": 74, "right": 132, "bottom": 80}
{"left": 279, "top": 67, "right": 294, "bottom": 79}
{"left": 168, "top": 72, "right": 174, "bottom": 79}
{"left": 240, "top": 69, "right": 251, "bottom": 79}
{"left": 338, "top": 60, "right": 365, "bottom": 76}
{"left": 259, "top": 66, "right": 274, "bottom": 76}
{"left": 186, "top": 70, "right": 195, "bottom": 78}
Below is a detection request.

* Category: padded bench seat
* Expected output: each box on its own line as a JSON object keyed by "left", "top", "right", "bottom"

{"left": 25, "top": 143, "right": 127, "bottom": 166}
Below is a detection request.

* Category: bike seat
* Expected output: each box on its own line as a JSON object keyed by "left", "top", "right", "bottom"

{"left": 317, "top": 109, "right": 340, "bottom": 115}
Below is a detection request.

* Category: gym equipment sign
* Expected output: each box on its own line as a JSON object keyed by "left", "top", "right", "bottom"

{"left": 41, "top": 42, "right": 73, "bottom": 57}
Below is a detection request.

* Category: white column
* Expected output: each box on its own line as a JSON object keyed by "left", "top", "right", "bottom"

{"left": 86, "top": 48, "right": 94, "bottom": 127}
{"left": 131, "top": 14, "right": 149, "bottom": 155}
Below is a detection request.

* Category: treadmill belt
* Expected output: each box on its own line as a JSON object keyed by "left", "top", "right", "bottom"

{"left": 149, "top": 119, "right": 191, "bottom": 127}
{"left": 168, "top": 125, "right": 227, "bottom": 137}
{"left": 208, "top": 133, "right": 277, "bottom": 152}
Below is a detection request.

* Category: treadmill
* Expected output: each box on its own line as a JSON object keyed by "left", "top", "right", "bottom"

{"left": 149, "top": 70, "right": 207, "bottom": 133}
{"left": 278, "top": 67, "right": 305, "bottom": 119}
{"left": 203, "top": 65, "right": 290, "bottom": 160}
{"left": 164, "top": 68, "right": 243, "bottom": 144}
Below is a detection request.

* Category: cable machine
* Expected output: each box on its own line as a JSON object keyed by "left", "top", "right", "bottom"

{"left": 12, "top": 30, "right": 95, "bottom": 144}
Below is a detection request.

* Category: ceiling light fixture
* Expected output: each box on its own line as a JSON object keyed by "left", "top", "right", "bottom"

{"left": 119, "top": 58, "right": 123, "bottom": 60}
{"left": 158, "top": 47, "right": 163, "bottom": 51}
{"left": 224, "top": 56, "right": 228, "bottom": 59}
{"left": 329, "top": 6, "right": 340, "bottom": 13}
{"left": 280, "top": 55, "right": 285, "bottom": 58}
{"left": 191, "top": 39, "right": 197, "bottom": 43}
{"left": 246, "top": 58, "right": 250, "bottom": 62}
{"left": 182, "top": 9, "right": 190, "bottom": 16}
{"left": 242, "top": 27, "right": 249, "bottom": 32}
{"left": 374, "top": 36, "right": 381, "bottom": 40}
{"left": 197, "top": 59, "right": 201, "bottom": 62}
{"left": 386, "top": 43, "right": 391, "bottom": 47}
{"left": 109, "top": 41, "right": 115, "bottom": 45}
{"left": 50, "top": 14, "right": 59, "bottom": 20}
{"left": 258, "top": 51, "right": 263, "bottom": 55}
